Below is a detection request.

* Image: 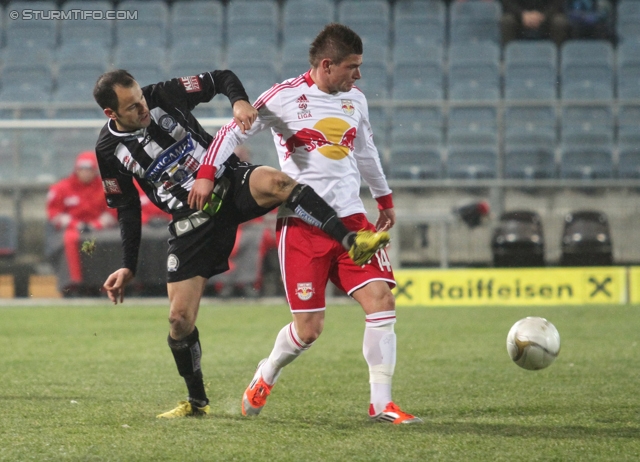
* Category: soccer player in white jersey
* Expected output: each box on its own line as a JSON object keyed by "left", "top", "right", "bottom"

{"left": 203, "top": 23, "right": 421, "bottom": 424}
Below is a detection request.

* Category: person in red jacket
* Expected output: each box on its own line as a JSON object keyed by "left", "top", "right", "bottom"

{"left": 46, "top": 151, "right": 117, "bottom": 295}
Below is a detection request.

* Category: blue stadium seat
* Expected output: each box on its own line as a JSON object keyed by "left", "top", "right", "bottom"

{"left": 618, "top": 146, "right": 640, "bottom": 179}
{"left": 60, "top": 1, "right": 114, "bottom": 47}
{"left": 617, "top": 40, "right": 640, "bottom": 100}
{"left": 171, "top": 1, "right": 224, "bottom": 47}
{"left": 227, "top": 0, "right": 279, "bottom": 47}
{"left": 559, "top": 104, "right": 614, "bottom": 179}
{"left": 283, "top": 0, "right": 335, "bottom": 44}
{"left": 392, "top": 43, "right": 444, "bottom": 100}
{"left": 113, "top": 44, "right": 168, "bottom": 86}
{"left": 51, "top": 128, "right": 103, "bottom": 179}
{"left": 449, "top": 0, "right": 502, "bottom": 44}
{"left": 391, "top": 107, "right": 443, "bottom": 147}
{"left": 281, "top": 41, "right": 311, "bottom": 79}
{"left": 389, "top": 145, "right": 443, "bottom": 180}
{"left": 559, "top": 145, "right": 614, "bottom": 179}
{"left": 504, "top": 41, "right": 557, "bottom": 101}
{"left": 368, "top": 106, "right": 388, "bottom": 148}
{"left": 448, "top": 42, "right": 501, "bottom": 101}
{"left": 168, "top": 40, "right": 221, "bottom": 77}
{"left": 5, "top": 1, "right": 58, "bottom": 48}
{"left": 0, "top": 45, "right": 53, "bottom": 106}
{"left": 355, "top": 43, "right": 389, "bottom": 100}
{"left": 446, "top": 145, "right": 498, "bottom": 179}
{"left": 394, "top": 0, "right": 446, "bottom": 46}
{"left": 338, "top": 0, "right": 390, "bottom": 46}
{"left": 447, "top": 106, "right": 499, "bottom": 147}
{"left": 618, "top": 105, "right": 640, "bottom": 147}
{"left": 617, "top": 1, "right": 640, "bottom": 43}
{"left": 560, "top": 40, "right": 614, "bottom": 100}
{"left": 115, "top": 1, "right": 169, "bottom": 47}
{"left": 504, "top": 105, "right": 557, "bottom": 179}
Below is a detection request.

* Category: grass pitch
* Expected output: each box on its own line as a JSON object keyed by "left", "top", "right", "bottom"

{"left": 0, "top": 300, "right": 639, "bottom": 461}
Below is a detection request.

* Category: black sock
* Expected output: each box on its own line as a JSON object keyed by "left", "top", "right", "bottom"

{"left": 167, "top": 327, "right": 209, "bottom": 406}
{"left": 285, "top": 184, "right": 356, "bottom": 249}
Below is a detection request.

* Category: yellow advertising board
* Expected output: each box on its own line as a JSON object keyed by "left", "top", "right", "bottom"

{"left": 629, "top": 267, "right": 640, "bottom": 304}
{"left": 393, "top": 267, "right": 628, "bottom": 307}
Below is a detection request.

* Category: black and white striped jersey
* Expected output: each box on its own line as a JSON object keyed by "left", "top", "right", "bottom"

{"left": 95, "top": 70, "right": 248, "bottom": 219}
{"left": 94, "top": 70, "right": 249, "bottom": 272}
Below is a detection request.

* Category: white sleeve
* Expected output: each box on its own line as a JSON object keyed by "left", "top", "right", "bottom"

{"left": 202, "top": 92, "right": 280, "bottom": 171}
{"left": 353, "top": 101, "right": 392, "bottom": 199}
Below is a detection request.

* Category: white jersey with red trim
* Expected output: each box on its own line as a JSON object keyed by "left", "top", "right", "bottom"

{"left": 204, "top": 71, "right": 392, "bottom": 218}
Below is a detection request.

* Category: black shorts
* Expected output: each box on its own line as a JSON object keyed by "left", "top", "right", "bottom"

{"left": 166, "top": 157, "right": 277, "bottom": 283}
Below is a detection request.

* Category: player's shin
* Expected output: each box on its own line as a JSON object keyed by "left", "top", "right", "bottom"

{"left": 363, "top": 312, "right": 397, "bottom": 415}
{"left": 260, "top": 322, "right": 312, "bottom": 385}
{"left": 167, "top": 326, "right": 209, "bottom": 406}
{"left": 285, "top": 184, "right": 356, "bottom": 249}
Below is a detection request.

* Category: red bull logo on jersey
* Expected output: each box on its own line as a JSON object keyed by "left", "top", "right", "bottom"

{"left": 280, "top": 117, "right": 357, "bottom": 161}
{"left": 296, "top": 283, "right": 314, "bottom": 301}
{"left": 341, "top": 99, "right": 355, "bottom": 116}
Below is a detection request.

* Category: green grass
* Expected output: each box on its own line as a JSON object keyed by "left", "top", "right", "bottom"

{"left": 0, "top": 301, "right": 639, "bottom": 461}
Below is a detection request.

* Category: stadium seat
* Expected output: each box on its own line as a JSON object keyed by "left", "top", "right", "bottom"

{"left": 355, "top": 43, "right": 389, "bottom": 100}
{"left": 281, "top": 40, "right": 311, "bottom": 79}
{"left": 0, "top": 45, "right": 54, "bottom": 107}
{"left": 338, "top": 0, "right": 390, "bottom": 46}
{"left": 170, "top": 0, "right": 224, "bottom": 48}
{"left": 60, "top": 1, "right": 114, "bottom": 47}
{"left": 388, "top": 145, "right": 443, "bottom": 180}
{"left": 616, "top": 40, "right": 640, "bottom": 100}
{"left": 449, "top": 0, "right": 502, "bottom": 44}
{"left": 447, "top": 106, "right": 499, "bottom": 147}
{"left": 560, "top": 104, "right": 614, "bottom": 148}
{"left": 392, "top": 43, "right": 444, "bottom": 100}
{"left": 368, "top": 106, "right": 388, "bottom": 148}
{"left": 394, "top": 0, "right": 446, "bottom": 46}
{"left": 168, "top": 40, "right": 221, "bottom": 78}
{"left": 504, "top": 144, "right": 557, "bottom": 179}
{"left": 559, "top": 145, "right": 614, "bottom": 179}
{"left": 115, "top": 1, "right": 169, "bottom": 47}
{"left": 5, "top": 1, "right": 58, "bottom": 48}
{"left": 618, "top": 146, "right": 640, "bottom": 179}
{"left": 617, "top": 1, "right": 640, "bottom": 43}
{"left": 113, "top": 44, "right": 168, "bottom": 86}
{"left": 560, "top": 40, "right": 614, "bottom": 101}
{"left": 391, "top": 107, "right": 443, "bottom": 148}
{"left": 227, "top": 0, "right": 279, "bottom": 47}
{"left": 504, "top": 41, "right": 557, "bottom": 101}
{"left": 448, "top": 42, "right": 501, "bottom": 101}
{"left": 446, "top": 145, "right": 498, "bottom": 179}
{"left": 282, "top": 0, "right": 335, "bottom": 44}
{"left": 618, "top": 105, "right": 640, "bottom": 147}
{"left": 51, "top": 128, "right": 103, "bottom": 179}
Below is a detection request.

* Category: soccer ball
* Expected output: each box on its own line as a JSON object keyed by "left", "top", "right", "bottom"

{"left": 506, "top": 317, "right": 561, "bottom": 370}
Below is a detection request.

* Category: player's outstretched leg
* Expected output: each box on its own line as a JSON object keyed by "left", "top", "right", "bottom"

{"left": 242, "top": 322, "right": 312, "bottom": 416}
{"left": 284, "top": 183, "right": 390, "bottom": 265}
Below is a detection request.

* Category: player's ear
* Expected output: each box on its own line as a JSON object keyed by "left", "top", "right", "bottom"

{"left": 104, "top": 108, "right": 117, "bottom": 120}
{"left": 320, "top": 58, "right": 332, "bottom": 73}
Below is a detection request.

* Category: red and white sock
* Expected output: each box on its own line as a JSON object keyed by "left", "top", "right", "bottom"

{"left": 261, "top": 322, "right": 311, "bottom": 385}
{"left": 363, "top": 311, "right": 397, "bottom": 415}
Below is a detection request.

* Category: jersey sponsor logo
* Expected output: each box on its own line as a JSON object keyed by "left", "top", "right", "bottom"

{"left": 279, "top": 117, "right": 357, "bottom": 160}
{"left": 180, "top": 75, "right": 201, "bottom": 93}
{"left": 144, "top": 133, "right": 199, "bottom": 190}
{"left": 296, "top": 282, "right": 314, "bottom": 301}
{"left": 293, "top": 205, "right": 322, "bottom": 228}
{"left": 341, "top": 99, "right": 355, "bottom": 116}
{"left": 158, "top": 114, "right": 177, "bottom": 132}
{"left": 297, "top": 94, "right": 309, "bottom": 109}
{"left": 167, "top": 254, "right": 180, "bottom": 272}
{"left": 102, "top": 178, "right": 122, "bottom": 194}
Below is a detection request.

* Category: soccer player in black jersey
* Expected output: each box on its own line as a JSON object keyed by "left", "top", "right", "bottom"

{"left": 92, "top": 69, "right": 389, "bottom": 418}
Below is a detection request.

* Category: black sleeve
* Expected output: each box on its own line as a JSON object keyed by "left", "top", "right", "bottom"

{"left": 144, "top": 70, "right": 250, "bottom": 114}
{"left": 117, "top": 202, "right": 142, "bottom": 275}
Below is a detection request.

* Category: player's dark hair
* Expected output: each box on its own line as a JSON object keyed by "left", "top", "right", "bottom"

{"left": 309, "top": 23, "right": 363, "bottom": 68}
{"left": 93, "top": 69, "right": 136, "bottom": 111}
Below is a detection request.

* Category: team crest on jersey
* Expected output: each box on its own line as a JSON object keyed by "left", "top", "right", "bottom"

{"left": 167, "top": 254, "right": 179, "bottom": 272}
{"left": 180, "top": 76, "right": 201, "bottom": 93}
{"left": 295, "top": 283, "right": 314, "bottom": 301}
{"left": 102, "top": 178, "right": 122, "bottom": 194}
{"left": 341, "top": 99, "right": 355, "bottom": 116}
{"left": 158, "top": 114, "right": 177, "bottom": 132}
